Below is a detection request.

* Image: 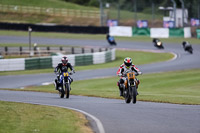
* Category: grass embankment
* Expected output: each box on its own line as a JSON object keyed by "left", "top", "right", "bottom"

{"left": 0, "top": 0, "right": 99, "bottom": 25}
{"left": 0, "top": 0, "right": 158, "bottom": 25}
{"left": 0, "top": 0, "right": 97, "bottom": 10}
{"left": 0, "top": 0, "right": 108, "bottom": 25}
{"left": 0, "top": 50, "right": 174, "bottom": 76}
{"left": 0, "top": 101, "right": 92, "bottom": 133}
{"left": 18, "top": 69, "right": 200, "bottom": 105}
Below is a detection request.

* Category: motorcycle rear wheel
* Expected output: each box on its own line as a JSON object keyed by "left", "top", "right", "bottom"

{"left": 189, "top": 49, "right": 193, "bottom": 54}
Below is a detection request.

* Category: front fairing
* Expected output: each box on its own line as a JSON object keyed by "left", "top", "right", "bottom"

{"left": 60, "top": 72, "right": 69, "bottom": 83}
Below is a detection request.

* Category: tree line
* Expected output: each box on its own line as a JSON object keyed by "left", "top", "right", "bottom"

{"left": 64, "top": 0, "right": 200, "bottom": 18}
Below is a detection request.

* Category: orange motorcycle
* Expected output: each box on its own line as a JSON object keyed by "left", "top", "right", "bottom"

{"left": 122, "top": 70, "right": 140, "bottom": 104}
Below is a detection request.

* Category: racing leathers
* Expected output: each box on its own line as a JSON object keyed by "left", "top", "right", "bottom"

{"left": 117, "top": 63, "right": 141, "bottom": 96}
{"left": 54, "top": 62, "right": 75, "bottom": 90}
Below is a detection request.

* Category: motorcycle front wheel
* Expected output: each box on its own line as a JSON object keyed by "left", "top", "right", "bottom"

{"left": 65, "top": 83, "right": 70, "bottom": 98}
{"left": 132, "top": 86, "right": 137, "bottom": 104}
{"left": 125, "top": 88, "right": 131, "bottom": 103}
{"left": 59, "top": 86, "right": 65, "bottom": 98}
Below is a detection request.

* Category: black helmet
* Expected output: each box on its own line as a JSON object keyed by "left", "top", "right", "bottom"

{"left": 61, "top": 56, "right": 68, "bottom": 65}
{"left": 124, "top": 57, "right": 132, "bottom": 67}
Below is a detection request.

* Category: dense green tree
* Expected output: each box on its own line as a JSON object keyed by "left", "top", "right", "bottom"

{"left": 63, "top": 0, "right": 200, "bottom": 18}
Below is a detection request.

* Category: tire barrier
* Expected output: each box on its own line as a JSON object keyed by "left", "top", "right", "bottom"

{"left": 109, "top": 26, "right": 191, "bottom": 38}
{"left": 0, "top": 22, "right": 108, "bottom": 34}
{"left": 0, "top": 48, "right": 116, "bottom": 71}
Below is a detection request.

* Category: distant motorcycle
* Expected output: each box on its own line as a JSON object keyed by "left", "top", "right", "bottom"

{"left": 106, "top": 34, "right": 117, "bottom": 46}
{"left": 153, "top": 38, "right": 164, "bottom": 49}
{"left": 121, "top": 70, "right": 140, "bottom": 104}
{"left": 56, "top": 71, "right": 73, "bottom": 98}
{"left": 182, "top": 41, "right": 193, "bottom": 54}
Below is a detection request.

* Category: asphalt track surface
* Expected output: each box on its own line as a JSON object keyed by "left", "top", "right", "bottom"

{"left": 0, "top": 35, "right": 200, "bottom": 133}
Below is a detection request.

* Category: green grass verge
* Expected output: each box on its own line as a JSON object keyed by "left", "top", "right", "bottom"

{"left": 0, "top": 50, "right": 173, "bottom": 75}
{"left": 0, "top": 0, "right": 97, "bottom": 10}
{"left": 0, "top": 101, "right": 92, "bottom": 133}
{"left": 0, "top": 30, "right": 200, "bottom": 44}
{"left": 9, "top": 69, "right": 200, "bottom": 105}
{"left": 0, "top": 30, "right": 105, "bottom": 40}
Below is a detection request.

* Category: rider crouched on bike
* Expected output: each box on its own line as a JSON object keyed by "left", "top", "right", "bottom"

{"left": 54, "top": 56, "right": 75, "bottom": 90}
{"left": 117, "top": 57, "right": 142, "bottom": 96}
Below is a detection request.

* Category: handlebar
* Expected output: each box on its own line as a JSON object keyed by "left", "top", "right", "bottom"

{"left": 119, "top": 70, "right": 142, "bottom": 77}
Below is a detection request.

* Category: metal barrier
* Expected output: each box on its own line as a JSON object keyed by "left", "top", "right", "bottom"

{"left": 0, "top": 46, "right": 109, "bottom": 57}
{"left": 0, "top": 4, "right": 100, "bottom": 18}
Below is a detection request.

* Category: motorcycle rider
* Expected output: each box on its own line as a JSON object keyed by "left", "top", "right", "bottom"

{"left": 182, "top": 41, "right": 193, "bottom": 52}
{"left": 117, "top": 57, "right": 142, "bottom": 96}
{"left": 54, "top": 56, "right": 75, "bottom": 90}
{"left": 106, "top": 34, "right": 117, "bottom": 45}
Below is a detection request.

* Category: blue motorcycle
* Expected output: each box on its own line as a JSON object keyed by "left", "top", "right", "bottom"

{"left": 57, "top": 71, "right": 73, "bottom": 98}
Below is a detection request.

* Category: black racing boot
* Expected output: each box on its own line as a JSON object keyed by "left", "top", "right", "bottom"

{"left": 136, "top": 79, "right": 140, "bottom": 95}
{"left": 117, "top": 82, "right": 123, "bottom": 96}
{"left": 70, "top": 78, "right": 73, "bottom": 84}
{"left": 119, "top": 87, "right": 123, "bottom": 96}
{"left": 54, "top": 79, "right": 58, "bottom": 90}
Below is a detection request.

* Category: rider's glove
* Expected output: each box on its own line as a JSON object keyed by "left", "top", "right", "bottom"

{"left": 118, "top": 73, "right": 122, "bottom": 77}
{"left": 72, "top": 70, "right": 75, "bottom": 73}
{"left": 122, "top": 73, "right": 127, "bottom": 77}
{"left": 138, "top": 71, "right": 142, "bottom": 75}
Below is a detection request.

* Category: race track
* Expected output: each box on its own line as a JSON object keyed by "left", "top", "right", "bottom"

{"left": 0, "top": 36, "right": 200, "bottom": 133}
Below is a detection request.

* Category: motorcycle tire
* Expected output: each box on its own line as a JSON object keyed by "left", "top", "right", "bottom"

{"left": 65, "top": 83, "right": 70, "bottom": 98}
{"left": 189, "top": 49, "right": 193, "bottom": 54}
{"left": 59, "top": 87, "right": 65, "bottom": 98}
{"left": 125, "top": 88, "right": 131, "bottom": 103}
{"left": 132, "top": 86, "right": 137, "bottom": 104}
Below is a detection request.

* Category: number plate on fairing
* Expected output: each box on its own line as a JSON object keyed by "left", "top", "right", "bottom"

{"left": 127, "top": 72, "right": 135, "bottom": 80}
{"left": 63, "top": 72, "right": 69, "bottom": 77}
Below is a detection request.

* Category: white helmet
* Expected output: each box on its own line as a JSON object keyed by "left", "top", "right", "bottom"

{"left": 61, "top": 56, "right": 68, "bottom": 65}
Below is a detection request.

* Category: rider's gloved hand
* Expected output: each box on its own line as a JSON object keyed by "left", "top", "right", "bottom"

{"left": 138, "top": 71, "right": 142, "bottom": 75}
{"left": 118, "top": 73, "right": 122, "bottom": 77}
{"left": 122, "top": 73, "right": 127, "bottom": 77}
{"left": 72, "top": 70, "right": 75, "bottom": 73}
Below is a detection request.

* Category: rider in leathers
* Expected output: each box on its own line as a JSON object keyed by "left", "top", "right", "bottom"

{"left": 117, "top": 57, "right": 142, "bottom": 96}
{"left": 54, "top": 56, "right": 75, "bottom": 90}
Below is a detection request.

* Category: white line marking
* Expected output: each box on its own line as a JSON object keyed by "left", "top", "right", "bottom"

{"left": 166, "top": 52, "right": 178, "bottom": 62}
{"left": 41, "top": 82, "right": 53, "bottom": 85}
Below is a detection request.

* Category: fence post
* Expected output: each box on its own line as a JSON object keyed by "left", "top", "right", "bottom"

{"left": 5, "top": 46, "right": 8, "bottom": 55}
{"left": 47, "top": 46, "right": 50, "bottom": 54}
{"left": 91, "top": 48, "right": 94, "bottom": 53}
{"left": 19, "top": 46, "right": 22, "bottom": 55}
{"left": 99, "top": 48, "right": 102, "bottom": 52}
{"left": 82, "top": 47, "right": 85, "bottom": 53}
{"left": 60, "top": 46, "right": 63, "bottom": 51}
{"left": 72, "top": 47, "right": 74, "bottom": 54}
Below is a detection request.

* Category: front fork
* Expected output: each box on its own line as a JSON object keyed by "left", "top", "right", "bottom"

{"left": 124, "top": 80, "right": 138, "bottom": 96}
